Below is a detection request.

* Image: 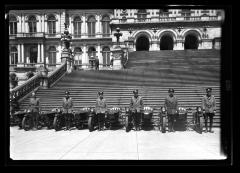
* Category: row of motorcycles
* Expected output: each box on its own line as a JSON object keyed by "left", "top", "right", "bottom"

{"left": 10, "top": 106, "right": 204, "bottom": 134}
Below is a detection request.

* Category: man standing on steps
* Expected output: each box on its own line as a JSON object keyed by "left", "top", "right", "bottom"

{"left": 95, "top": 91, "right": 108, "bottom": 131}
{"left": 164, "top": 88, "right": 178, "bottom": 132}
{"left": 129, "top": 89, "right": 144, "bottom": 131}
{"left": 29, "top": 91, "right": 40, "bottom": 130}
{"left": 62, "top": 90, "right": 73, "bottom": 130}
{"left": 202, "top": 87, "right": 216, "bottom": 133}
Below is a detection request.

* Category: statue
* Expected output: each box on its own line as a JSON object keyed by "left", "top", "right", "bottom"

{"left": 114, "top": 28, "right": 122, "bottom": 45}
{"left": 61, "top": 23, "right": 72, "bottom": 50}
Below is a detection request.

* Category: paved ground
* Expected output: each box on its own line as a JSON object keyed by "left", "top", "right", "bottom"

{"left": 10, "top": 127, "right": 226, "bottom": 160}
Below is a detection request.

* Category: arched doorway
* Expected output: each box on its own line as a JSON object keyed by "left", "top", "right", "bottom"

{"left": 184, "top": 34, "right": 199, "bottom": 49}
{"left": 136, "top": 36, "right": 149, "bottom": 51}
{"left": 160, "top": 35, "right": 174, "bottom": 50}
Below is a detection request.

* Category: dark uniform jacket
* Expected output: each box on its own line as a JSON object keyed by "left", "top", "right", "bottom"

{"left": 95, "top": 98, "right": 107, "bottom": 114}
{"left": 29, "top": 98, "right": 40, "bottom": 112}
{"left": 62, "top": 97, "right": 73, "bottom": 113}
{"left": 130, "top": 96, "right": 144, "bottom": 112}
{"left": 164, "top": 95, "right": 178, "bottom": 115}
{"left": 202, "top": 95, "right": 216, "bottom": 113}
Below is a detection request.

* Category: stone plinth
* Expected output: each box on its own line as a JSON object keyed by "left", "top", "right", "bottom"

{"left": 111, "top": 46, "right": 123, "bottom": 70}
{"left": 61, "top": 49, "right": 72, "bottom": 73}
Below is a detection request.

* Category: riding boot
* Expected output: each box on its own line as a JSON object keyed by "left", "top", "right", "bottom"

{"left": 172, "top": 121, "right": 175, "bottom": 132}
{"left": 209, "top": 118, "right": 214, "bottom": 133}
{"left": 204, "top": 119, "right": 208, "bottom": 133}
{"left": 168, "top": 121, "right": 172, "bottom": 132}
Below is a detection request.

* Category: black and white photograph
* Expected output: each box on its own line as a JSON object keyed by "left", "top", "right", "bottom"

{"left": 5, "top": 4, "right": 232, "bottom": 164}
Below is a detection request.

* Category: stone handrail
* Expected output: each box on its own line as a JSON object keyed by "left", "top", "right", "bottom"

{"left": 48, "top": 62, "right": 67, "bottom": 87}
{"left": 10, "top": 74, "right": 41, "bottom": 101}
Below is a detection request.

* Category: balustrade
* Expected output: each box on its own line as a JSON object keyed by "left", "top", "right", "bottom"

{"left": 48, "top": 62, "right": 67, "bottom": 87}
{"left": 10, "top": 74, "right": 41, "bottom": 101}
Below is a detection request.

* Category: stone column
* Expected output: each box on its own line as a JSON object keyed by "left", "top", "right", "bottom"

{"left": 21, "top": 44, "right": 24, "bottom": 63}
{"left": 41, "top": 44, "right": 44, "bottom": 63}
{"left": 81, "top": 16, "right": 85, "bottom": 37}
{"left": 96, "top": 15, "right": 100, "bottom": 37}
{"left": 83, "top": 45, "right": 87, "bottom": 68}
{"left": 17, "top": 44, "right": 21, "bottom": 63}
{"left": 22, "top": 15, "right": 25, "bottom": 33}
{"left": 37, "top": 43, "right": 40, "bottom": 63}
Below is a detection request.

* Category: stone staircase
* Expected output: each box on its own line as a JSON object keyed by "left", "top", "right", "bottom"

{"left": 19, "top": 49, "right": 221, "bottom": 127}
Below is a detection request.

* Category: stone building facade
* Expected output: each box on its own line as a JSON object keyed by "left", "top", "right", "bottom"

{"left": 8, "top": 9, "right": 224, "bottom": 72}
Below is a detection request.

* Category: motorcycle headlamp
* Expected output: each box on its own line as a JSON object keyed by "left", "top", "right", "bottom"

{"left": 162, "top": 107, "right": 166, "bottom": 112}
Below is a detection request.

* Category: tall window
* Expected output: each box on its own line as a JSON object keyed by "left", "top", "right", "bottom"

{"left": 9, "top": 16, "right": 17, "bottom": 35}
{"left": 48, "top": 15, "right": 56, "bottom": 34}
{"left": 102, "top": 15, "right": 110, "bottom": 37}
{"left": 137, "top": 9, "right": 147, "bottom": 21}
{"left": 159, "top": 9, "right": 169, "bottom": 17}
{"left": 181, "top": 9, "right": 191, "bottom": 17}
{"left": 10, "top": 47, "right": 18, "bottom": 65}
{"left": 28, "top": 16, "right": 37, "bottom": 33}
{"left": 102, "top": 47, "right": 110, "bottom": 66}
{"left": 88, "top": 47, "right": 96, "bottom": 59}
{"left": 87, "top": 16, "right": 96, "bottom": 37}
{"left": 73, "top": 16, "right": 81, "bottom": 37}
{"left": 74, "top": 47, "right": 82, "bottom": 65}
{"left": 48, "top": 46, "right": 56, "bottom": 65}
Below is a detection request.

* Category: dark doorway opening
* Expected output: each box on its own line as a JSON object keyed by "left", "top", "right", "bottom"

{"left": 30, "top": 46, "right": 37, "bottom": 63}
{"left": 136, "top": 36, "right": 149, "bottom": 51}
{"left": 184, "top": 34, "right": 199, "bottom": 49}
{"left": 160, "top": 35, "right": 174, "bottom": 50}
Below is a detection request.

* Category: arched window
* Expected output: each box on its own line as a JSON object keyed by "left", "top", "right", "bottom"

{"left": 74, "top": 47, "right": 82, "bottom": 65}
{"left": 73, "top": 16, "right": 81, "bottom": 37}
{"left": 48, "top": 46, "right": 56, "bottom": 65}
{"left": 102, "top": 15, "right": 110, "bottom": 37}
{"left": 137, "top": 9, "right": 147, "bottom": 21}
{"left": 87, "top": 16, "right": 96, "bottom": 37}
{"left": 10, "top": 47, "right": 18, "bottom": 65}
{"left": 48, "top": 15, "right": 56, "bottom": 34}
{"left": 102, "top": 47, "right": 110, "bottom": 66}
{"left": 88, "top": 47, "right": 96, "bottom": 59}
{"left": 9, "top": 16, "right": 17, "bottom": 35}
{"left": 28, "top": 16, "right": 37, "bottom": 33}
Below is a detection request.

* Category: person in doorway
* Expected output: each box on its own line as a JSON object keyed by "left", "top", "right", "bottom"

{"left": 202, "top": 88, "right": 216, "bottom": 133}
{"left": 164, "top": 88, "right": 178, "bottom": 132}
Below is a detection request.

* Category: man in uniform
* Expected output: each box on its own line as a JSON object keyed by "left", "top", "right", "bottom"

{"left": 62, "top": 90, "right": 73, "bottom": 130}
{"left": 29, "top": 92, "right": 40, "bottom": 130}
{"left": 164, "top": 88, "right": 178, "bottom": 132}
{"left": 202, "top": 87, "right": 216, "bottom": 133}
{"left": 129, "top": 89, "right": 144, "bottom": 131}
{"left": 95, "top": 91, "right": 108, "bottom": 131}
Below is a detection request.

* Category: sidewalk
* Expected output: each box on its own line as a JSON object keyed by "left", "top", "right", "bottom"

{"left": 10, "top": 127, "right": 226, "bottom": 160}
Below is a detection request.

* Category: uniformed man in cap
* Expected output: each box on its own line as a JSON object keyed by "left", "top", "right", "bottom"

{"left": 62, "top": 90, "right": 73, "bottom": 130}
{"left": 202, "top": 87, "right": 216, "bottom": 133}
{"left": 129, "top": 89, "right": 144, "bottom": 131}
{"left": 95, "top": 91, "right": 108, "bottom": 131}
{"left": 29, "top": 91, "right": 40, "bottom": 130}
{"left": 164, "top": 88, "right": 178, "bottom": 132}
